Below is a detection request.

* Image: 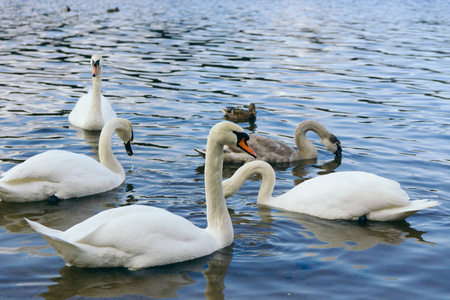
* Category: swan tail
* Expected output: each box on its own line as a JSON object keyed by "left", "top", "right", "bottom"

{"left": 25, "top": 218, "right": 64, "bottom": 239}
{"left": 25, "top": 218, "right": 81, "bottom": 266}
{"left": 367, "top": 199, "right": 441, "bottom": 221}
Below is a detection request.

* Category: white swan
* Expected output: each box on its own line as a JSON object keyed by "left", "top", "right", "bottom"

{"left": 0, "top": 118, "right": 133, "bottom": 202}
{"left": 222, "top": 161, "right": 440, "bottom": 221}
{"left": 196, "top": 120, "right": 341, "bottom": 163}
{"left": 69, "top": 54, "right": 117, "bottom": 131}
{"left": 25, "top": 121, "right": 257, "bottom": 269}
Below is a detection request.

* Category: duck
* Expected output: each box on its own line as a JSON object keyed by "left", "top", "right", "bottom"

{"left": 223, "top": 103, "right": 256, "bottom": 122}
{"left": 196, "top": 120, "right": 341, "bottom": 163}
{"left": 222, "top": 160, "right": 440, "bottom": 221}
{"left": 25, "top": 121, "right": 257, "bottom": 269}
{"left": 0, "top": 118, "right": 133, "bottom": 203}
{"left": 68, "top": 54, "right": 117, "bottom": 131}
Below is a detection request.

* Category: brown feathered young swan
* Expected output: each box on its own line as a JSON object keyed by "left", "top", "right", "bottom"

{"left": 222, "top": 160, "right": 440, "bottom": 221}
{"left": 196, "top": 120, "right": 341, "bottom": 163}
{"left": 25, "top": 121, "right": 256, "bottom": 269}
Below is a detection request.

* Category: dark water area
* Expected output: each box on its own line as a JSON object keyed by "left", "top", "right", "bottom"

{"left": 0, "top": 0, "right": 450, "bottom": 299}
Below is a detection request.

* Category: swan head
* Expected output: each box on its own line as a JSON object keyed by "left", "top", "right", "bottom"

{"left": 91, "top": 54, "right": 103, "bottom": 78}
{"left": 322, "top": 134, "right": 342, "bottom": 158}
{"left": 210, "top": 121, "right": 257, "bottom": 158}
{"left": 114, "top": 119, "right": 134, "bottom": 156}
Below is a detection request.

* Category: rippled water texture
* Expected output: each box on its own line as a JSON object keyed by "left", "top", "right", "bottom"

{"left": 1, "top": 0, "right": 450, "bottom": 299}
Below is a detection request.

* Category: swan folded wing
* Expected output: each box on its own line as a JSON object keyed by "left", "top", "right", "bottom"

{"left": 224, "top": 134, "right": 297, "bottom": 163}
{"left": 100, "top": 95, "right": 117, "bottom": 122}
{"left": 69, "top": 92, "right": 92, "bottom": 127}
{"left": 1, "top": 150, "right": 89, "bottom": 183}
{"left": 277, "top": 172, "right": 411, "bottom": 220}
{"left": 67, "top": 206, "right": 217, "bottom": 268}
{"left": 1, "top": 150, "right": 121, "bottom": 199}
{"left": 366, "top": 199, "right": 440, "bottom": 221}
{"left": 251, "top": 136, "right": 298, "bottom": 163}
{"left": 26, "top": 217, "right": 126, "bottom": 268}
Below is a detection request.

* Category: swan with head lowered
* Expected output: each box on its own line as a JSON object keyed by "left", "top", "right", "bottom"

{"left": 0, "top": 118, "right": 133, "bottom": 203}
{"left": 222, "top": 161, "right": 440, "bottom": 221}
{"left": 25, "top": 121, "right": 257, "bottom": 269}
{"left": 196, "top": 120, "right": 341, "bottom": 163}
{"left": 69, "top": 54, "right": 117, "bottom": 131}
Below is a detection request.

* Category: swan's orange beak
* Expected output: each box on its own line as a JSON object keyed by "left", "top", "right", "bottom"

{"left": 92, "top": 65, "right": 99, "bottom": 77}
{"left": 238, "top": 137, "right": 257, "bottom": 158}
{"left": 91, "top": 59, "right": 100, "bottom": 77}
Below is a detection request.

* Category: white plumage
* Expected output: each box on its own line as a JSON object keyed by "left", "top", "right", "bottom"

{"left": 223, "top": 161, "right": 440, "bottom": 221}
{"left": 69, "top": 54, "right": 116, "bottom": 131}
{"left": 0, "top": 118, "right": 133, "bottom": 202}
{"left": 25, "top": 121, "right": 257, "bottom": 269}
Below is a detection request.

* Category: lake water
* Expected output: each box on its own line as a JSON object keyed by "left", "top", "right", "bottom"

{"left": 1, "top": 0, "right": 450, "bottom": 298}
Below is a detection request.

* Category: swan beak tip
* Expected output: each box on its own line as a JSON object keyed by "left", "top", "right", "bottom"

{"left": 335, "top": 144, "right": 342, "bottom": 158}
{"left": 238, "top": 138, "right": 257, "bottom": 158}
{"left": 124, "top": 141, "right": 133, "bottom": 156}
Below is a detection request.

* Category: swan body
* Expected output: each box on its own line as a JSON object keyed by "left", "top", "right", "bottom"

{"left": 0, "top": 118, "right": 133, "bottom": 202}
{"left": 223, "top": 103, "right": 256, "bottom": 122}
{"left": 197, "top": 120, "right": 341, "bottom": 163}
{"left": 26, "top": 121, "right": 257, "bottom": 269}
{"left": 69, "top": 54, "right": 116, "bottom": 131}
{"left": 223, "top": 161, "right": 440, "bottom": 221}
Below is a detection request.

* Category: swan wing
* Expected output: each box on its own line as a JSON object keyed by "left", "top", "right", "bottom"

{"left": 28, "top": 205, "right": 217, "bottom": 269}
{"left": 68, "top": 92, "right": 92, "bottom": 127}
{"left": 366, "top": 199, "right": 440, "bottom": 221}
{"left": 224, "top": 134, "right": 297, "bottom": 163}
{"left": 275, "top": 171, "right": 412, "bottom": 220}
{"left": 100, "top": 94, "right": 117, "bottom": 122}
{"left": 1, "top": 150, "right": 121, "bottom": 201}
{"left": 1, "top": 150, "right": 110, "bottom": 183}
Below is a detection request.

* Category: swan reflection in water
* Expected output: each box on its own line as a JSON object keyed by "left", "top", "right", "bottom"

{"left": 42, "top": 247, "right": 233, "bottom": 299}
{"left": 0, "top": 186, "right": 435, "bottom": 299}
{"left": 258, "top": 208, "right": 434, "bottom": 252}
{"left": 68, "top": 124, "right": 102, "bottom": 154}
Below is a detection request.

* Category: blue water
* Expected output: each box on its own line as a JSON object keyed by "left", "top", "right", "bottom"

{"left": 0, "top": 0, "right": 449, "bottom": 298}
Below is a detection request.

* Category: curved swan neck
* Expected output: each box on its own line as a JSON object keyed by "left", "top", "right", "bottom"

{"left": 223, "top": 161, "right": 275, "bottom": 205}
{"left": 98, "top": 119, "right": 125, "bottom": 178}
{"left": 204, "top": 131, "right": 232, "bottom": 236}
{"left": 294, "top": 120, "right": 330, "bottom": 159}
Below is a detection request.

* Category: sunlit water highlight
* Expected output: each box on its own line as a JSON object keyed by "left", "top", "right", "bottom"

{"left": 0, "top": 0, "right": 449, "bottom": 299}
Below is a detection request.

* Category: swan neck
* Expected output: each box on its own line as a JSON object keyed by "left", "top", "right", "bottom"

{"left": 90, "top": 75, "right": 102, "bottom": 115}
{"left": 204, "top": 135, "right": 232, "bottom": 234}
{"left": 294, "top": 120, "right": 329, "bottom": 159}
{"left": 223, "top": 161, "right": 275, "bottom": 205}
{"left": 98, "top": 119, "right": 125, "bottom": 178}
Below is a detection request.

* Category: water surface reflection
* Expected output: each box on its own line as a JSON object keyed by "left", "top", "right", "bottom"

{"left": 43, "top": 247, "right": 232, "bottom": 299}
